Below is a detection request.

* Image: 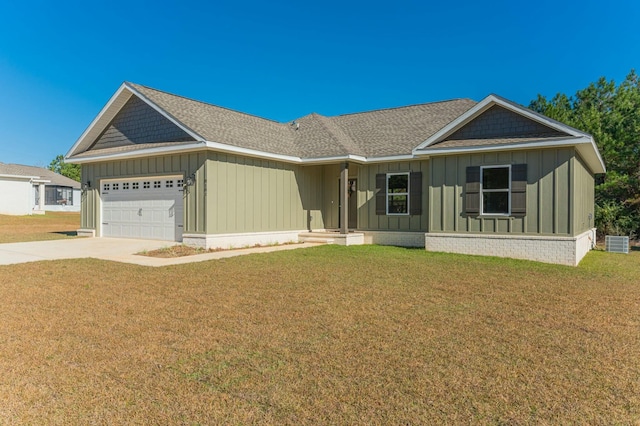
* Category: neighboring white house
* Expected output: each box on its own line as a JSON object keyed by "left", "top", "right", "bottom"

{"left": 0, "top": 163, "right": 81, "bottom": 215}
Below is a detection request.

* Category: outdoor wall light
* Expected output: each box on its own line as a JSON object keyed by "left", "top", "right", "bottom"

{"left": 185, "top": 174, "right": 196, "bottom": 187}
{"left": 82, "top": 181, "right": 91, "bottom": 191}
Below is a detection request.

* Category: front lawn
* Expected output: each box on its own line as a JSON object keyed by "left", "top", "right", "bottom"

{"left": 0, "top": 212, "right": 80, "bottom": 243}
{"left": 0, "top": 245, "right": 638, "bottom": 423}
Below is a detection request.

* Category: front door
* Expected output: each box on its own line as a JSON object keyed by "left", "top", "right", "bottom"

{"left": 338, "top": 179, "right": 357, "bottom": 230}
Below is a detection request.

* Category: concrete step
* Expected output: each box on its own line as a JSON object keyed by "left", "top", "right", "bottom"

{"left": 298, "top": 233, "right": 337, "bottom": 244}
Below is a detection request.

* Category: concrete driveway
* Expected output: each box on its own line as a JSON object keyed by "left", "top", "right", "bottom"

{"left": 0, "top": 238, "right": 315, "bottom": 267}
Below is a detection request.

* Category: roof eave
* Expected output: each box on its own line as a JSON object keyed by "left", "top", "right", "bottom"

{"left": 415, "top": 136, "right": 606, "bottom": 174}
{"left": 66, "top": 142, "right": 208, "bottom": 164}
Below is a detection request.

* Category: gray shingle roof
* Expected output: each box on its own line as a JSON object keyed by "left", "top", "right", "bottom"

{"left": 0, "top": 163, "right": 80, "bottom": 188}
{"left": 129, "top": 83, "right": 298, "bottom": 156}
{"left": 124, "top": 83, "right": 477, "bottom": 159}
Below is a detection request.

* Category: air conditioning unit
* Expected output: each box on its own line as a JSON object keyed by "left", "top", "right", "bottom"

{"left": 605, "top": 236, "right": 629, "bottom": 254}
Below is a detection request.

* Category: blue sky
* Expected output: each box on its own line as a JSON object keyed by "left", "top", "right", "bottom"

{"left": 0, "top": 0, "right": 638, "bottom": 167}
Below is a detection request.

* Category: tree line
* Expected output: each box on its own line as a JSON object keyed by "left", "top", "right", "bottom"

{"left": 530, "top": 70, "right": 639, "bottom": 238}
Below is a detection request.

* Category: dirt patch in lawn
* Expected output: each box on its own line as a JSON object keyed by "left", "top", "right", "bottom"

{"left": 140, "top": 242, "right": 301, "bottom": 258}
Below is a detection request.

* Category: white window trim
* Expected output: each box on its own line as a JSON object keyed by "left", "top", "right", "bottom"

{"left": 480, "top": 165, "right": 511, "bottom": 216}
{"left": 386, "top": 172, "right": 410, "bottom": 216}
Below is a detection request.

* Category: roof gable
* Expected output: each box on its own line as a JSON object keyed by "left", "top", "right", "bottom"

{"left": 441, "top": 104, "right": 568, "bottom": 142}
{"left": 413, "top": 94, "right": 606, "bottom": 174}
{"left": 89, "top": 95, "right": 196, "bottom": 151}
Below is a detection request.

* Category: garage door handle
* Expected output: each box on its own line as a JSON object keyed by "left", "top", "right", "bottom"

{"left": 138, "top": 208, "right": 142, "bottom": 216}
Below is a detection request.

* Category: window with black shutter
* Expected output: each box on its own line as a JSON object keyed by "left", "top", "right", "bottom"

{"left": 465, "top": 164, "right": 527, "bottom": 216}
{"left": 465, "top": 166, "right": 480, "bottom": 216}
{"left": 375, "top": 171, "right": 422, "bottom": 215}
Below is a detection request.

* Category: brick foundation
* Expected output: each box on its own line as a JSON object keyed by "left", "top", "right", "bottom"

{"left": 362, "top": 231, "right": 426, "bottom": 248}
{"left": 424, "top": 229, "right": 596, "bottom": 266}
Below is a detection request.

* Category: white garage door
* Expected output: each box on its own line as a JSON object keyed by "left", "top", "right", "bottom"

{"left": 101, "top": 176, "right": 184, "bottom": 241}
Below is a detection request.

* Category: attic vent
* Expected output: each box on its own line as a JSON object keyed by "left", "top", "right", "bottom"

{"left": 605, "top": 236, "right": 629, "bottom": 254}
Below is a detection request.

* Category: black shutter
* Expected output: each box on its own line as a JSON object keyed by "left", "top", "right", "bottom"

{"left": 376, "top": 173, "right": 386, "bottom": 215}
{"left": 409, "top": 171, "right": 422, "bottom": 215}
{"left": 465, "top": 166, "right": 480, "bottom": 216}
{"left": 511, "top": 164, "right": 527, "bottom": 216}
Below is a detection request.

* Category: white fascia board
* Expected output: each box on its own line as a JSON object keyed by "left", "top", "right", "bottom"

{"left": 66, "top": 137, "right": 418, "bottom": 166}
{"left": 416, "top": 136, "right": 606, "bottom": 174}
{"left": 66, "top": 142, "right": 208, "bottom": 164}
{"left": 301, "top": 154, "right": 368, "bottom": 165}
{"left": 416, "top": 136, "right": 591, "bottom": 155}
{"left": 576, "top": 138, "right": 607, "bottom": 173}
{"left": 204, "top": 141, "right": 302, "bottom": 163}
{"left": 124, "top": 82, "right": 205, "bottom": 142}
{"left": 358, "top": 154, "right": 416, "bottom": 163}
{"left": 413, "top": 94, "right": 590, "bottom": 153}
{"left": 0, "top": 173, "right": 39, "bottom": 181}
{"left": 66, "top": 83, "right": 132, "bottom": 159}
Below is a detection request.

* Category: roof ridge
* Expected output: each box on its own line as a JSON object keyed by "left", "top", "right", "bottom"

{"left": 334, "top": 98, "right": 476, "bottom": 118}
{"left": 313, "top": 114, "right": 361, "bottom": 153}
{"left": 126, "top": 82, "right": 284, "bottom": 125}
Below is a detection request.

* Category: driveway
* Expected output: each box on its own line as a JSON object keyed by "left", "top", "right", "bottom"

{"left": 0, "top": 238, "right": 315, "bottom": 267}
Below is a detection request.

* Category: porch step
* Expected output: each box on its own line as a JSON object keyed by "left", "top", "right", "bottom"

{"left": 298, "top": 232, "right": 365, "bottom": 246}
{"left": 298, "top": 233, "right": 336, "bottom": 244}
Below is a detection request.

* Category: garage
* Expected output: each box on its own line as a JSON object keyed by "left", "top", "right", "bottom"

{"left": 101, "top": 176, "right": 184, "bottom": 241}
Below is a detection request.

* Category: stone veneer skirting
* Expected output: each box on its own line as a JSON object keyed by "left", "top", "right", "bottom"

{"left": 183, "top": 230, "right": 306, "bottom": 250}
{"left": 424, "top": 229, "right": 597, "bottom": 266}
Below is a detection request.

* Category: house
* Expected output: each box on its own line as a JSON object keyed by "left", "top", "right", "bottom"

{"left": 65, "top": 83, "right": 605, "bottom": 265}
{"left": 0, "top": 163, "right": 81, "bottom": 215}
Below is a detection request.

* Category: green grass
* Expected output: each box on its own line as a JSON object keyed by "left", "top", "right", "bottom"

{"left": 0, "top": 244, "right": 638, "bottom": 424}
{"left": 0, "top": 212, "right": 80, "bottom": 243}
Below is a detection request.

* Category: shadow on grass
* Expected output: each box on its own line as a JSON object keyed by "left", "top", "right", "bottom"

{"left": 51, "top": 231, "right": 78, "bottom": 237}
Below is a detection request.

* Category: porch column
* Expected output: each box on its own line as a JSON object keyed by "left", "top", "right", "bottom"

{"left": 340, "top": 162, "right": 349, "bottom": 234}
{"left": 38, "top": 182, "right": 45, "bottom": 211}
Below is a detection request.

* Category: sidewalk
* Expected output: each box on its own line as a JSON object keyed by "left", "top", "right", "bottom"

{"left": 0, "top": 238, "right": 317, "bottom": 267}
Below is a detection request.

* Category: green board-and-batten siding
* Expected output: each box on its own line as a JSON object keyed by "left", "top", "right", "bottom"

{"left": 80, "top": 146, "right": 596, "bottom": 240}
{"left": 573, "top": 153, "right": 595, "bottom": 235}
{"left": 428, "top": 147, "right": 581, "bottom": 236}
{"left": 205, "top": 152, "right": 325, "bottom": 234}
{"left": 80, "top": 152, "right": 206, "bottom": 235}
{"left": 355, "top": 161, "right": 429, "bottom": 232}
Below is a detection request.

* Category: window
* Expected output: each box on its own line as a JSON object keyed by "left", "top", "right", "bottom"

{"left": 123, "top": 182, "right": 129, "bottom": 190}
{"left": 113, "top": 183, "right": 119, "bottom": 191}
{"left": 132, "top": 182, "right": 139, "bottom": 190}
{"left": 103, "top": 183, "right": 110, "bottom": 191}
{"left": 166, "top": 180, "right": 174, "bottom": 188}
{"left": 376, "top": 172, "right": 422, "bottom": 216}
{"left": 143, "top": 181, "right": 150, "bottom": 189}
{"left": 465, "top": 164, "right": 527, "bottom": 217}
{"left": 387, "top": 173, "right": 409, "bottom": 214}
{"left": 45, "top": 186, "right": 73, "bottom": 206}
{"left": 154, "top": 181, "right": 161, "bottom": 188}
{"left": 481, "top": 166, "right": 510, "bottom": 215}
{"left": 177, "top": 179, "right": 184, "bottom": 188}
